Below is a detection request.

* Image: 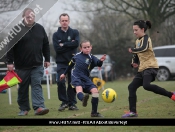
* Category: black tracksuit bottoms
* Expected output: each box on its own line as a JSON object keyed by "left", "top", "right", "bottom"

{"left": 128, "top": 68, "right": 173, "bottom": 113}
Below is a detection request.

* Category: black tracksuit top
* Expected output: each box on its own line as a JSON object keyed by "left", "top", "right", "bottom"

{"left": 6, "top": 23, "right": 50, "bottom": 69}
{"left": 52, "top": 27, "right": 79, "bottom": 65}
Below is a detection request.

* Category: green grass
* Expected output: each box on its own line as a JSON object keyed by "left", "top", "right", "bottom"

{"left": 0, "top": 80, "right": 175, "bottom": 132}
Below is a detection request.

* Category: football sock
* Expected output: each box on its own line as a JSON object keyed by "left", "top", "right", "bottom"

{"left": 91, "top": 97, "right": 98, "bottom": 114}
{"left": 77, "top": 92, "right": 84, "bottom": 101}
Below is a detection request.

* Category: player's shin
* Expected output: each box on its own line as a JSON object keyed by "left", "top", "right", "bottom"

{"left": 91, "top": 93, "right": 99, "bottom": 114}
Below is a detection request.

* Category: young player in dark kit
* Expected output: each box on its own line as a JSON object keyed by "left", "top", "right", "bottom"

{"left": 60, "top": 40, "right": 106, "bottom": 117}
{"left": 122, "top": 20, "right": 175, "bottom": 118}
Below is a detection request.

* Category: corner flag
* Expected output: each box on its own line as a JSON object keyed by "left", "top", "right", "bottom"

{"left": 0, "top": 71, "right": 22, "bottom": 92}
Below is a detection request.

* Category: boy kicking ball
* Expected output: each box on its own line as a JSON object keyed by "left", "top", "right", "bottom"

{"left": 60, "top": 40, "right": 106, "bottom": 117}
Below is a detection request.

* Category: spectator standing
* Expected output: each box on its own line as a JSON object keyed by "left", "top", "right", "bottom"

{"left": 6, "top": 8, "right": 50, "bottom": 116}
{"left": 52, "top": 13, "right": 79, "bottom": 111}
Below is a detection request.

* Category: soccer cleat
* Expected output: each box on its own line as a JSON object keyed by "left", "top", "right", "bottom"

{"left": 58, "top": 104, "right": 68, "bottom": 111}
{"left": 82, "top": 93, "right": 89, "bottom": 107}
{"left": 171, "top": 92, "right": 175, "bottom": 101}
{"left": 122, "top": 111, "right": 138, "bottom": 118}
{"left": 91, "top": 112, "right": 104, "bottom": 117}
{"left": 69, "top": 105, "right": 79, "bottom": 110}
{"left": 35, "top": 107, "right": 49, "bottom": 115}
{"left": 18, "top": 110, "right": 28, "bottom": 116}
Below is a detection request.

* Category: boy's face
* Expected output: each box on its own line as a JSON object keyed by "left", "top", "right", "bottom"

{"left": 80, "top": 42, "right": 92, "bottom": 54}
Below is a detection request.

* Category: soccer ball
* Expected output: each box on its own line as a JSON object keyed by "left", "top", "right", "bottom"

{"left": 102, "top": 88, "right": 117, "bottom": 103}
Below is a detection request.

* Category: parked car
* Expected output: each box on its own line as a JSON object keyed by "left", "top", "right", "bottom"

{"left": 41, "top": 56, "right": 57, "bottom": 84}
{"left": 90, "top": 54, "right": 116, "bottom": 81}
{"left": 153, "top": 45, "right": 175, "bottom": 81}
{"left": 0, "top": 55, "right": 7, "bottom": 80}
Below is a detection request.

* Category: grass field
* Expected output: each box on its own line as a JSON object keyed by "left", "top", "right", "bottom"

{"left": 0, "top": 79, "right": 175, "bottom": 132}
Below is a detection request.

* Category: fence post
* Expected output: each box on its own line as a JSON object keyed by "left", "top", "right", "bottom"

{"left": 46, "top": 69, "right": 50, "bottom": 99}
{"left": 49, "top": 66, "right": 52, "bottom": 85}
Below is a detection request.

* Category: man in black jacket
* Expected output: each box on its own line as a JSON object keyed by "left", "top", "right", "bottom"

{"left": 6, "top": 8, "right": 50, "bottom": 116}
{"left": 52, "top": 13, "right": 79, "bottom": 111}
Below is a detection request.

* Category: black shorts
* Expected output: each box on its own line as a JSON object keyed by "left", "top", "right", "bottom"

{"left": 135, "top": 68, "right": 158, "bottom": 82}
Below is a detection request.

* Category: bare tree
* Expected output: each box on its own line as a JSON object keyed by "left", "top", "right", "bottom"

{"left": 0, "top": 0, "right": 31, "bottom": 34}
{"left": 158, "top": 14, "right": 175, "bottom": 45}
{"left": 99, "top": 0, "right": 175, "bottom": 44}
{"left": 68, "top": 0, "right": 175, "bottom": 46}
{"left": 0, "top": 0, "right": 30, "bottom": 14}
{"left": 68, "top": 0, "right": 175, "bottom": 34}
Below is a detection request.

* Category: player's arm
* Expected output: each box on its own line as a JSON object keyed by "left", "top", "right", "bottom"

{"left": 64, "top": 59, "right": 75, "bottom": 74}
{"left": 97, "top": 54, "right": 106, "bottom": 67}
{"left": 132, "top": 54, "right": 139, "bottom": 64}
{"left": 130, "top": 35, "right": 149, "bottom": 53}
{"left": 52, "top": 33, "right": 71, "bottom": 54}
{"left": 60, "top": 58, "right": 75, "bottom": 80}
{"left": 92, "top": 54, "right": 106, "bottom": 67}
{"left": 60, "top": 30, "right": 79, "bottom": 48}
{"left": 131, "top": 54, "right": 139, "bottom": 68}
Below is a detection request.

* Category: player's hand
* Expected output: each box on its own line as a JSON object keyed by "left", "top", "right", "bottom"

{"left": 59, "top": 43, "right": 64, "bottom": 47}
{"left": 60, "top": 74, "right": 65, "bottom": 80}
{"left": 100, "top": 54, "right": 106, "bottom": 61}
{"left": 44, "top": 62, "right": 50, "bottom": 68}
{"left": 128, "top": 48, "right": 132, "bottom": 53}
{"left": 7, "top": 64, "right": 14, "bottom": 71}
{"left": 132, "top": 63, "right": 138, "bottom": 68}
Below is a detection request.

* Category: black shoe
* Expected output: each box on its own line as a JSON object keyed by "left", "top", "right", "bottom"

{"left": 69, "top": 105, "right": 79, "bottom": 110}
{"left": 91, "top": 112, "right": 104, "bottom": 117}
{"left": 58, "top": 104, "right": 68, "bottom": 111}
{"left": 82, "top": 93, "right": 89, "bottom": 107}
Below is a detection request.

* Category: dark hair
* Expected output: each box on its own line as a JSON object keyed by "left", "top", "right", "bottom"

{"left": 133, "top": 20, "right": 151, "bottom": 32}
{"left": 79, "top": 40, "right": 90, "bottom": 47}
{"left": 59, "top": 13, "right": 70, "bottom": 20}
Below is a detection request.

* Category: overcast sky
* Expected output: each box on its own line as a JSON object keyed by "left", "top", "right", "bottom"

{"left": 0, "top": 0, "right": 85, "bottom": 33}
{"left": 38, "top": 0, "right": 83, "bottom": 26}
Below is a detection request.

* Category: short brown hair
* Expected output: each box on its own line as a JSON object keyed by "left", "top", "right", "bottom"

{"left": 22, "top": 8, "right": 34, "bottom": 17}
{"left": 59, "top": 13, "right": 70, "bottom": 20}
{"left": 79, "top": 40, "right": 91, "bottom": 47}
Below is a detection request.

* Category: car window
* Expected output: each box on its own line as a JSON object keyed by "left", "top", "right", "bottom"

{"left": 0, "top": 55, "right": 6, "bottom": 68}
{"left": 104, "top": 56, "right": 111, "bottom": 63}
{"left": 154, "top": 48, "right": 175, "bottom": 57}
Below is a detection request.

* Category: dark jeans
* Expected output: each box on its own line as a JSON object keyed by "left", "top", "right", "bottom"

{"left": 128, "top": 68, "right": 172, "bottom": 113}
{"left": 57, "top": 65, "right": 77, "bottom": 106}
{"left": 16, "top": 65, "right": 45, "bottom": 111}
